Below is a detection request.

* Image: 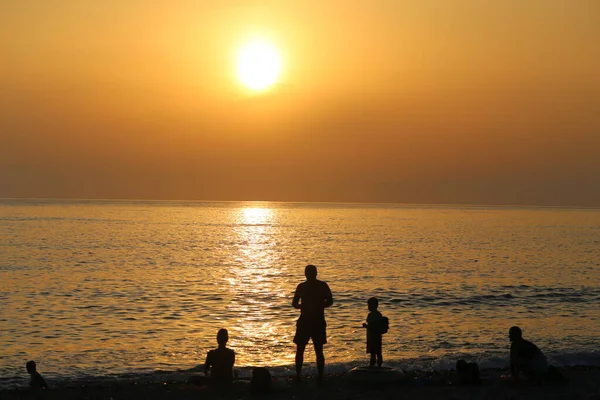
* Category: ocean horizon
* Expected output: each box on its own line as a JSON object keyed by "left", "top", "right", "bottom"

{"left": 3, "top": 197, "right": 600, "bottom": 209}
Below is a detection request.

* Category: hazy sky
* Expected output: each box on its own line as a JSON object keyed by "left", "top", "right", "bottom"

{"left": 2, "top": 0, "right": 599, "bottom": 205}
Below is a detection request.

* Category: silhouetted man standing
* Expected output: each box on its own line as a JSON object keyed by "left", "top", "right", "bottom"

{"left": 292, "top": 264, "right": 333, "bottom": 385}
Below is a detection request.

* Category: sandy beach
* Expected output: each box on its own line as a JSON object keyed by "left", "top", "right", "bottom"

{"left": 3, "top": 366, "right": 600, "bottom": 400}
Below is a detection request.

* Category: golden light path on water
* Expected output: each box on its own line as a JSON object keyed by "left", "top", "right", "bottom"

{"left": 225, "top": 206, "right": 297, "bottom": 367}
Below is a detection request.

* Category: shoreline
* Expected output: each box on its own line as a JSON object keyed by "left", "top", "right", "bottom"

{"left": 3, "top": 366, "right": 600, "bottom": 399}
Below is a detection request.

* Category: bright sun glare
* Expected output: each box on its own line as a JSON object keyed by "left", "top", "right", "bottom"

{"left": 236, "top": 39, "right": 281, "bottom": 91}
{"left": 242, "top": 207, "right": 271, "bottom": 224}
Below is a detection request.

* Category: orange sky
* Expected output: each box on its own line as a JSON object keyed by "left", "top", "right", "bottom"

{"left": 2, "top": 0, "right": 599, "bottom": 205}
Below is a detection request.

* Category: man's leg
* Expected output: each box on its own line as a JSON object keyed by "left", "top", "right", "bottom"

{"left": 314, "top": 342, "right": 325, "bottom": 384}
{"left": 295, "top": 344, "right": 306, "bottom": 382}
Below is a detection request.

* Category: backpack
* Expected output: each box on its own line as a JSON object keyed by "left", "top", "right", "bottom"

{"left": 456, "top": 360, "right": 480, "bottom": 384}
{"left": 380, "top": 316, "right": 389, "bottom": 334}
{"left": 250, "top": 367, "right": 271, "bottom": 394}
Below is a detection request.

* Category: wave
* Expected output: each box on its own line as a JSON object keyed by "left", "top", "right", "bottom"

{"left": 385, "top": 286, "right": 600, "bottom": 308}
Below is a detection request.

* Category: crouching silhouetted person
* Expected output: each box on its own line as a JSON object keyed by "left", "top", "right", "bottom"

{"left": 26, "top": 361, "right": 48, "bottom": 390}
{"left": 509, "top": 326, "right": 548, "bottom": 381}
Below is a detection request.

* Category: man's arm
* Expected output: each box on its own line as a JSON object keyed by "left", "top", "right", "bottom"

{"left": 204, "top": 351, "right": 212, "bottom": 376}
{"left": 292, "top": 284, "right": 302, "bottom": 309}
{"left": 509, "top": 344, "right": 517, "bottom": 377}
{"left": 324, "top": 283, "right": 333, "bottom": 308}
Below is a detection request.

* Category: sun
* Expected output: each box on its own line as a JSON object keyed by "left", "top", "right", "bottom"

{"left": 236, "top": 39, "right": 281, "bottom": 91}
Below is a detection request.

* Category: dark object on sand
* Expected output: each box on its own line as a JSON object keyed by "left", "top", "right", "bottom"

{"left": 250, "top": 367, "right": 271, "bottom": 394}
{"left": 456, "top": 360, "right": 480, "bottom": 384}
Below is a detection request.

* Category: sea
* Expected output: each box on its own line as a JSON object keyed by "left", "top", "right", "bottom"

{"left": 1, "top": 199, "right": 599, "bottom": 388}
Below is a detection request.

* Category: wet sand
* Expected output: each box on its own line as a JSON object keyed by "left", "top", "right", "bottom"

{"left": 3, "top": 366, "right": 600, "bottom": 399}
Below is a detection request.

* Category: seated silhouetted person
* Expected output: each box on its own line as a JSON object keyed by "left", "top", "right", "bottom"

{"left": 26, "top": 361, "right": 48, "bottom": 390}
{"left": 204, "top": 328, "right": 236, "bottom": 384}
{"left": 509, "top": 326, "right": 548, "bottom": 381}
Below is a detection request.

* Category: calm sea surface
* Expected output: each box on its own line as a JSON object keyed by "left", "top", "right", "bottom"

{"left": 1, "top": 199, "right": 599, "bottom": 387}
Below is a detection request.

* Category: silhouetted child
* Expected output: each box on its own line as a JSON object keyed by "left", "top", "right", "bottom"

{"left": 362, "top": 297, "right": 386, "bottom": 367}
{"left": 204, "top": 328, "right": 236, "bottom": 384}
{"left": 26, "top": 361, "right": 48, "bottom": 390}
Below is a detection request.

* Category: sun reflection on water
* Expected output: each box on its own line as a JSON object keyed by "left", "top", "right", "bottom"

{"left": 225, "top": 205, "right": 296, "bottom": 367}
{"left": 241, "top": 207, "right": 271, "bottom": 224}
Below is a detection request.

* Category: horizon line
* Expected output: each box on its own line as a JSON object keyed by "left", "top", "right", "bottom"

{"left": 1, "top": 196, "right": 599, "bottom": 210}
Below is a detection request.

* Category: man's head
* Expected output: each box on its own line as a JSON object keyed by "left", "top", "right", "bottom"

{"left": 368, "top": 297, "right": 379, "bottom": 311}
{"left": 217, "top": 328, "right": 229, "bottom": 346}
{"left": 26, "top": 361, "right": 36, "bottom": 374}
{"left": 305, "top": 265, "right": 317, "bottom": 281}
{"left": 509, "top": 326, "right": 522, "bottom": 342}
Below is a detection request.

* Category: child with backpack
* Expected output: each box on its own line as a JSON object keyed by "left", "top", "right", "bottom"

{"left": 362, "top": 297, "right": 388, "bottom": 367}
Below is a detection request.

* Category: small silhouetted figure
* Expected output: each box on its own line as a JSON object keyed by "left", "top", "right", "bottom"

{"left": 362, "top": 297, "right": 384, "bottom": 367}
{"left": 26, "top": 361, "right": 48, "bottom": 390}
{"left": 292, "top": 264, "right": 333, "bottom": 385}
{"left": 509, "top": 326, "right": 548, "bottom": 381}
{"left": 204, "top": 328, "right": 235, "bottom": 384}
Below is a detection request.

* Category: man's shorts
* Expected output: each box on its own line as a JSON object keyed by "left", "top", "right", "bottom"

{"left": 293, "top": 317, "right": 327, "bottom": 346}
